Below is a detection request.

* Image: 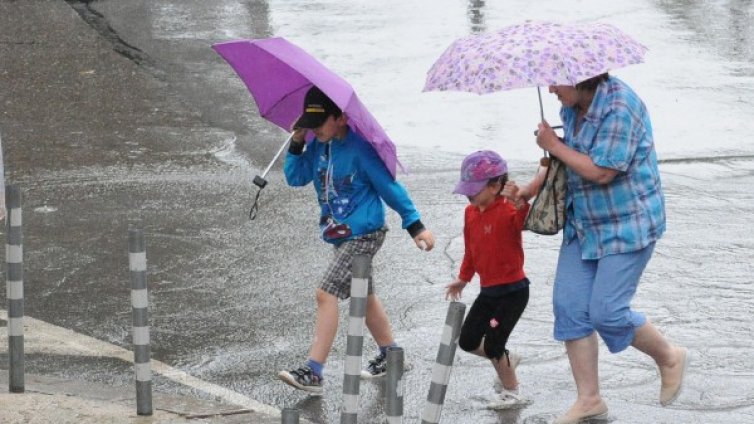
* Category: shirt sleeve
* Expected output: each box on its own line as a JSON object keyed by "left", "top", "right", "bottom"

{"left": 458, "top": 207, "right": 475, "bottom": 283}
{"left": 283, "top": 142, "right": 315, "bottom": 187}
{"left": 358, "top": 142, "right": 421, "bottom": 230}
{"left": 512, "top": 201, "right": 530, "bottom": 232}
{"left": 588, "top": 105, "right": 638, "bottom": 172}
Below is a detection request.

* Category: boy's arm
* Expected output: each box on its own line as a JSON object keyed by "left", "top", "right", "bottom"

{"left": 283, "top": 134, "right": 314, "bottom": 186}
{"left": 359, "top": 143, "right": 433, "bottom": 249}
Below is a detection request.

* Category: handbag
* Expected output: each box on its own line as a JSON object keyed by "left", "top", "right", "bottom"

{"left": 524, "top": 153, "right": 567, "bottom": 235}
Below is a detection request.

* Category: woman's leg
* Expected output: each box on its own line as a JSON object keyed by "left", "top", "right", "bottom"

{"left": 631, "top": 321, "right": 687, "bottom": 405}
{"left": 552, "top": 240, "right": 606, "bottom": 419}
{"left": 563, "top": 333, "right": 604, "bottom": 412}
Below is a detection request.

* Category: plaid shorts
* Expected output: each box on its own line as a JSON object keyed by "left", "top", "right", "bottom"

{"left": 319, "top": 228, "right": 387, "bottom": 299}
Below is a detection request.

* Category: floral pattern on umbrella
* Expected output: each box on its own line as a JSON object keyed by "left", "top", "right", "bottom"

{"left": 424, "top": 21, "right": 647, "bottom": 94}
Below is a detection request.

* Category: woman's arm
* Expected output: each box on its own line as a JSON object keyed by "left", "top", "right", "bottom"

{"left": 515, "top": 163, "right": 548, "bottom": 201}
{"left": 536, "top": 121, "right": 619, "bottom": 185}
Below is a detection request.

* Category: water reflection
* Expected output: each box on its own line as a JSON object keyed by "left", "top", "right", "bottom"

{"left": 468, "top": 0, "right": 486, "bottom": 33}
{"left": 655, "top": 0, "right": 754, "bottom": 75}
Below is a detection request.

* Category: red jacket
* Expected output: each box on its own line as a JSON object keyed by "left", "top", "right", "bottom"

{"left": 459, "top": 196, "right": 529, "bottom": 287}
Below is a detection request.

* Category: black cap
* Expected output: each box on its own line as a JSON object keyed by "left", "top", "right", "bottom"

{"left": 293, "top": 86, "right": 341, "bottom": 129}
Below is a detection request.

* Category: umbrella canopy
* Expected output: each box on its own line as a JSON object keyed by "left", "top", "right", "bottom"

{"left": 424, "top": 20, "right": 647, "bottom": 95}
{"left": 213, "top": 37, "right": 401, "bottom": 178}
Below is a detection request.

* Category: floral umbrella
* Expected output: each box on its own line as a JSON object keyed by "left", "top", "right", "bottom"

{"left": 423, "top": 20, "right": 647, "bottom": 119}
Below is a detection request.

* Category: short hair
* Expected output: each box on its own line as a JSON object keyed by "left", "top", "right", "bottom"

{"left": 576, "top": 73, "right": 609, "bottom": 92}
{"left": 488, "top": 173, "right": 509, "bottom": 194}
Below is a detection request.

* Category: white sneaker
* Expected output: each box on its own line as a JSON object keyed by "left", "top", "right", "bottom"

{"left": 486, "top": 388, "right": 530, "bottom": 410}
{"left": 493, "top": 353, "right": 522, "bottom": 393}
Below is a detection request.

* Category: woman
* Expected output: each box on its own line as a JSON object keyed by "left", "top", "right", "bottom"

{"left": 536, "top": 74, "right": 688, "bottom": 424}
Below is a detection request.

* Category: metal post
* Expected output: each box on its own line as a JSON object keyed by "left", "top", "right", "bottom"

{"left": 281, "top": 407, "right": 300, "bottom": 424}
{"left": 129, "top": 229, "right": 152, "bottom": 415}
{"left": 340, "top": 254, "right": 370, "bottom": 424}
{"left": 421, "top": 301, "right": 466, "bottom": 424}
{"left": 5, "top": 185, "right": 24, "bottom": 393}
{"left": 385, "top": 347, "right": 405, "bottom": 423}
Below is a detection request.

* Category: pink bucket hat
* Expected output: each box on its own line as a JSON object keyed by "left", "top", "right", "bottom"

{"left": 453, "top": 150, "right": 508, "bottom": 196}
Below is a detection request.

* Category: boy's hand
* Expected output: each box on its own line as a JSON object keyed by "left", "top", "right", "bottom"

{"left": 291, "top": 127, "right": 307, "bottom": 144}
{"left": 413, "top": 229, "right": 435, "bottom": 251}
{"left": 445, "top": 277, "right": 467, "bottom": 301}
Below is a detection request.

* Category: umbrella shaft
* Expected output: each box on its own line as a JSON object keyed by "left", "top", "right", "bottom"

{"left": 260, "top": 134, "right": 293, "bottom": 179}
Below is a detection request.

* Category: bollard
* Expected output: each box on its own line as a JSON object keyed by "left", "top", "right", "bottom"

{"left": 340, "top": 254, "right": 370, "bottom": 424}
{"left": 385, "top": 346, "right": 405, "bottom": 423}
{"left": 5, "top": 185, "right": 24, "bottom": 393}
{"left": 281, "top": 407, "right": 300, "bottom": 424}
{"left": 129, "top": 229, "right": 152, "bottom": 415}
{"left": 421, "top": 301, "right": 466, "bottom": 424}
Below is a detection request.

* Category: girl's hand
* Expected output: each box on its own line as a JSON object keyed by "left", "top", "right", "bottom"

{"left": 502, "top": 181, "right": 520, "bottom": 202}
{"left": 445, "top": 278, "right": 468, "bottom": 301}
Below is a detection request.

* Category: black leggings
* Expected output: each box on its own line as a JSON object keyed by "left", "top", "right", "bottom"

{"left": 458, "top": 286, "right": 529, "bottom": 360}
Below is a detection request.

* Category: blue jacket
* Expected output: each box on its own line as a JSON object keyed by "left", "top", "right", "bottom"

{"left": 284, "top": 128, "right": 423, "bottom": 244}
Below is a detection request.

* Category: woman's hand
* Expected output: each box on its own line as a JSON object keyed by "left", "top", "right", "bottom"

{"left": 536, "top": 121, "right": 561, "bottom": 153}
{"left": 445, "top": 277, "right": 468, "bottom": 301}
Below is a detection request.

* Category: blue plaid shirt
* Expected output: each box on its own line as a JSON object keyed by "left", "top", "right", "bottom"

{"left": 560, "top": 77, "right": 665, "bottom": 259}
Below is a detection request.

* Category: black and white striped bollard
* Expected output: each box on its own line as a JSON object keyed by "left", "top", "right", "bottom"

{"left": 5, "top": 185, "right": 24, "bottom": 393}
{"left": 129, "top": 229, "right": 152, "bottom": 415}
{"left": 421, "top": 301, "right": 466, "bottom": 424}
{"left": 281, "top": 407, "right": 300, "bottom": 424}
{"left": 386, "top": 346, "right": 405, "bottom": 423}
{"left": 340, "top": 254, "right": 370, "bottom": 424}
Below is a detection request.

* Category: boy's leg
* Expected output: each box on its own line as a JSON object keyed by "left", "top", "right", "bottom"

{"left": 277, "top": 288, "right": 338, "bottom": 394}
{"left": 360, "top": 293, "right": 398, "bottom": 379}
{"left": 308, "top": 288, "right": 341, "bottom": 363}
{"left": 365, "top": 294, "right": 394, "bottom": 347}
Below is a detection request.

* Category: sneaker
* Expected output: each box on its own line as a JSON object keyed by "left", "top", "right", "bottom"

{"left": 360, "top": 351, "right": 388, "bottom": 379}
{"left": 493, "top": 353, "right": 522, "bottom": 393}
{"left": 278, "top": 366, "right": 323, "bottom": 395}
{"left": 486, "top": 388, "right": 530, "bottom": 410}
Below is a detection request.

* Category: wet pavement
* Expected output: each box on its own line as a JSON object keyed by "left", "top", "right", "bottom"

{"left": 2, "top": 1, "right": 754, "bottom": 423}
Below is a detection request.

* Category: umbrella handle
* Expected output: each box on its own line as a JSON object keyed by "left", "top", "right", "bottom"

{"left": 249, "top": 134, "right": 294, "bottom": 220}
{"left": 536, "top": 86, "right": 547, "bottom": 157}
{"left": 259, "top": 134, "right": 294, "bottom": 180}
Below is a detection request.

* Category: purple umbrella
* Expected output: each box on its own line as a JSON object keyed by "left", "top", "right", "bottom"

{"left": 423, "top": 20, "right": 647, "bottom": 120}
{"left": 212, "top": 37, "right": 401, "bottom": 179}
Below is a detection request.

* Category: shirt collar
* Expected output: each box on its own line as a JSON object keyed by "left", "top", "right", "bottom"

{"left": 582, "top": 77, "right": 614, "bottom": 123}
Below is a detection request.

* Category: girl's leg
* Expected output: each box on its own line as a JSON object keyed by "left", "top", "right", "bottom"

{"left": 483, "top": 287, "right": 529, "bottom": 390}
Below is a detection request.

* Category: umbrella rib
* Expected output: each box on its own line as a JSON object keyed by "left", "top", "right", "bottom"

{"left": 262, "top": 81, "right": 313, "bottom": 121}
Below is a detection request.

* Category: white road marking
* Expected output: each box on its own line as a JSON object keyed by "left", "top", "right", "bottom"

{"left": 0, "top": 309, "right": 279, "bottom": 416}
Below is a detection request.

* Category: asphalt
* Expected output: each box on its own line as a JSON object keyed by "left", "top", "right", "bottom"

{"left": 0, "top": 1, "right": 287, "bottom": 422}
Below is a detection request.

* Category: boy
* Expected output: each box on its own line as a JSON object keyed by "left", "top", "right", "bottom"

{"left": 445, "top": 150, "right": 543, "bottom": 409}
{"left": 278, "top": 86, "right": 435, "bottom": 394}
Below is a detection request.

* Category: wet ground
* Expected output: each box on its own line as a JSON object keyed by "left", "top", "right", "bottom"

{"left": 1, "top": 1, "right": 754, "bottom": 423}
